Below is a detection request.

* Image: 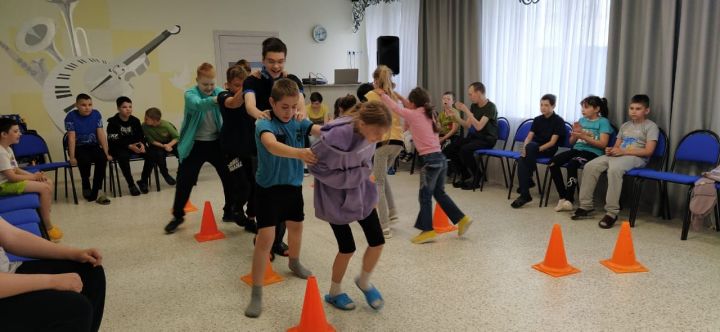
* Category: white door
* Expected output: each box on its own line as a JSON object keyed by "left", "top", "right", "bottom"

{"left": 213, "top": 30, "right": 279, "bottom": 84}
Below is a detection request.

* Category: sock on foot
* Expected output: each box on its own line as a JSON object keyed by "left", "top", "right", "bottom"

{"left": 357, "top": 270, "right": 372, "bottom": 291}
{"left": 329, "top": 281, "right": 342, "bottom": 296}
{"left": 244, "top": 286, "right": 263, "bottom": 318}
{"left": 288, "top": 258, "right": 312, "bottom": 279}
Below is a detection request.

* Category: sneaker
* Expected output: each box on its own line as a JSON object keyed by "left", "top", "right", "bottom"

{"left": 457, "top": 216, "right": 473, "bottom": 237}
{"left": 411, "top": 230, "right": 437, "bottom": 244}
{"left": 136, "top": 180, "right": 149, "bottom": 194}
{"left": 164, "top": 217, "right": 184, "bottom": 234}
{"left": 598, "top": 214, "right": 618, "bottom": 229}
{"left": 570, "top": 208, "right": 594, "bottom": 220}
{"left": 453, "top": 177, "right": 470, "bottom": 188}
{"left": 129, "top": 184, "right": 141, "bottom": 196}
{"left": 389, "top": 216, "right": 399, "bottom": 225}
{"left": 95, "top": 194, "right": 111, "bottom": 205}
{"left": 47, "top": 226, "right": 63, "bottom": 242}
{"left": 511, "top": 195, "right": 532, "bottom": 208}
{"left": 382, "top": 228, "right": 393, "bottom": 239}
{"left": 554, "top": 199, "right": 574, "bottom": 212}
{"left": 223, "top": 212, "right": 248, "bottom": 227}
{"left": 82, "top": 188, "right": 92, "bottom": 200}
{"left": 162, "top": 173, "right": 176, "bottom": 186}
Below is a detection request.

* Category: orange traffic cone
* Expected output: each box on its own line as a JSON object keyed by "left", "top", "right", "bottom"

{"left": 433, "top": 203, "right": 457, "bottom": 234}
{"left": 288, "top": 276, "right": 336, "bottom": 332}
{"left": 241, "top": 258, "right": 285, "bottom": 286}
{"left": 600, "top": 221, "right": 648, "bottom": 273}
{"left": 184, "top": 200, "right": 198, "bottom": 213}
{"left": 194, "top": 201, "right": 225, "bottom": 242}
{"left": 532, "top": 224, "right": 580, "bottom": 277}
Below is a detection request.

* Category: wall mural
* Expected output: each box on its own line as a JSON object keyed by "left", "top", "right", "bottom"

{"left": 0, "top": 0, "right": 180, "bottom": 131}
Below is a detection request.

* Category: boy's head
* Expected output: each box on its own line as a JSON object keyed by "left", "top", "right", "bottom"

{"left": 335, "top": 94, "right": 358, "bottom": 118}
{"left": 196, "top": 62, "right": 216, "bottom": 96}
{"left": 467, "top": 82, "right": 486, "bottom": 104}
{"left": 235, "top": 59, "right": 252, "bottom": 73}
{"left": 309, "top": 92, "right": 323, "bottom": 108}
{"left": 269, "top": 78, "right": 300, "bottom": 122}
{"left": 628, "top": 94, "right": 650, "bottom": 121}
{"left": 225, "top": 65, "right": 248, "bottom": 94}
{"left": 261, "top": 37, "right": 287, "bottom": 79}
{"left": 144, "top": 107, "right": 162, "bottom": 127}
{"left": 116, "top": 96, "right": 133, "bottom": 118}
{"left": 75, "top": 93, "right": 93, "bottom": 116}
{"left": 540, "top": 94, "right": 557, "bottom": 117}
{"left": 356, "top": 83, "right": 373, "bottom": 102}
{"left": 0, "top": 118, "right": 21, "bottom": 144}
{"left": 442, "top": 91, "right": 455, "bottom": 108}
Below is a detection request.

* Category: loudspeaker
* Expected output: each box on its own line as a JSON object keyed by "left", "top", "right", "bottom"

{"left": 377, "top": 36, "right": 399, "bottom": 75}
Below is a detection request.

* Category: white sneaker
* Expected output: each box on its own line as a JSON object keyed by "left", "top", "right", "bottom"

{"left": 555, "top": 199, "right": 574, "bottom": 212}
{"left": 382, "top": 228, "right": 393, "bottom": 239}
{"left": 554, "top": 199, "right": 567, "bottom": 212}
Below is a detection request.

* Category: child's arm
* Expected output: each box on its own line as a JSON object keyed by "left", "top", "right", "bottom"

{"left": 1, "top": 169, "right": 42, "bottom": 182}
{"left": 309, "top": 124, "right": 322, "bottom": 137}
{"left": 0, "top": 271, "right": 83, "bottom": 299}
{"left": 185, "top": 90, "right": 218, "bottom": 116}
{"left": 521, "top": 132, "right": 535, "bottom": 157}
{"left": 380, "top": 93, "right": 411, "bottom": 118}
{"left": 575, "top": 132, "right": 610, "bottom": 149}
{"left": 440, "top": 122, "right": 459, "bottom": 143}
{"left": 223, "top": 88, "right": 245, "bottom": 109}
{"left": 67, "top": 131, "right": 77, "bottom": 165}
{"left": 538, "top": 135, "right": 560, "bottom": 152}
{"left": 244, "top": 93, "right": 270, "bottom": 120}
{"left": 97, "top": 128, "right": 112, "bottom": 160}
{"left": 260, "top": 132, "right": 317, "bottom": 165}
{"left": 0, "top": 218, "right": 101, "bottom": 264}
{"left": 609, "top": 140, "right": 657, "bottom": 158}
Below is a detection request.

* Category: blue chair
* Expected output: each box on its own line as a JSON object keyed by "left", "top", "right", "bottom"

{"left": 11, "top": 133, "right": 78, "bottom": 204}
{"left": 536, "top": 122, "right": 574, "bottom": 206}
{"left": 473, "top": 117, "right": 511, "bottom": 191}
{"left": 627, "top": 129, "right": 719, "bottom": 240}
{"left": 0, "top": 209, "right": 42, "bottom": 226}
{"left": 0, "top": 193, "right": 40, "bottom": 213}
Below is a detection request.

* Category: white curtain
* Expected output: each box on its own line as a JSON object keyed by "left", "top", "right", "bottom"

{"left": 364, "top": 0, "right": 420, "bottom": 96}
{"left": 481, "top": 0, "right": 611, "bottom": 124}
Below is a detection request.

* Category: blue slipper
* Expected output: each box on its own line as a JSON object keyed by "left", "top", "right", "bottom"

{"left": 355, "top": 279, "right": 384, "bottom": 310}
{"left": 324, "top": 293, "right": 356, "bottom": 310}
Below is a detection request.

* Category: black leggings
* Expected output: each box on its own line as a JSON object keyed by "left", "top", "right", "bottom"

{"left": 0, "top": 260, "right": 106, "bottom": 332}
{"left": 548, "top": 149, "right": 599, "bottom": 202}
{"left": 329, "top": 209, "right": 385, "bottom": 254}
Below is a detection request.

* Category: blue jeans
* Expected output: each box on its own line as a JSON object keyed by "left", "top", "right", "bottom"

{"left": 415, "top": 152, "right": 466, "bottom": 231}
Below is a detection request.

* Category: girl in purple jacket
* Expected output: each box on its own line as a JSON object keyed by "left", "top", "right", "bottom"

{"left": 309, "top": 101, "right": 392, "bottom": 311}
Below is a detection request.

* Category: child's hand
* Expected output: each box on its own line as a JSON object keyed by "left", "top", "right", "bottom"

{"left": 608, "top": 147, "right": 624, "bottom": 156}
{"left": 106, "top": 154, "right": 113, "bottom": 161}
{"left": 297, "top": 148, "right": 317, "bottom": 165}
{"left": 51, "top": 273, "right": 83, "bottom": 293}
{"left": 69, "top": 158, "right": 77, "bottom": 166}
{"left": 454, "top": 101, "right": 469, "bottom": 113}
{"left": 254, "top": 110, "right": 271, "bottom": 120}
{"left": 32, "top": 172, "right": 46, "bottom": 182}
{"left": 605, "top": 147, "right": 612, "bottom": 155}
{"left": 164, "top": 144, "right": 173, "bottom": 152}
{"left": 73, "top": 248, "right": 103, "bottom": 266}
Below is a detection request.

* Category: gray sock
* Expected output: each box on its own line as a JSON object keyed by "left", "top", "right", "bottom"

{"left": 244, "top": 286, "right": 263, "bottom": 318}
{"left": 289, "top": 258, "right": 312, "bottom": 279}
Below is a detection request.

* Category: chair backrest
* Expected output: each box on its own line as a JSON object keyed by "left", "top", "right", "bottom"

{"left": 560, "top": 122, "right": 573, "bottom": 148}
{"left": 510, "top": 119, "right": 534, "bottom": 150}
{"left": 496, "top": 117, "right": 510, "bottom": 150}
{"left": 11, "top": 134, "right": 50, "bottom": 160}
{"left": 671, "top": 130, "right": 720, "bottom": 170}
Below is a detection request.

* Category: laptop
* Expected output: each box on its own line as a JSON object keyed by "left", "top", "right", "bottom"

{"left": 334, "top": 69, "right": 359, "bottom": 84}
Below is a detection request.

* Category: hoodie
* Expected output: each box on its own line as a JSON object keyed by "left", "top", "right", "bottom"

{"left": 309, "top": 117, "right": 377, "bottom": 224}
{"left": 107, "top": 113, "right": 144, "bottom": 151}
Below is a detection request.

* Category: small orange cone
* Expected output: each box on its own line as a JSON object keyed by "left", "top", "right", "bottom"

{"left": 433, "top": 203, "right": 457, "bottom": 234}
{"left": 194, "top": 201, "right": 225, "bottom": 242}
{"left": 288, "top": 276, "right": 336, "bottom": 332}
{"left": 600, "top": 221, "right": 648, "bottom": 273}
{"left": 240, "top": 258, "right": 285, "bottom": 286}
{"left": 184, "top": 200, "right": 198, "bottom": 213}
{"left": 532, "top": 224, "right": 580, "bottom": 277}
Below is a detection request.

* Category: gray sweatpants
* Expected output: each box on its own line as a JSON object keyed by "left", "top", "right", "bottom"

{"left": 578, "top": 155, "right": 646, "bottom": 217}
{"left": 372, "top": 144, "right": 402, "bottom": 229}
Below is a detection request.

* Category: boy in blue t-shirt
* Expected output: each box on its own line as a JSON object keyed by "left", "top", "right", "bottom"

{"left": 65, "top": 93, "right": 112, "bottom": 204}
{"left": 244, "top": 78, "right": 321, "bottom": 318}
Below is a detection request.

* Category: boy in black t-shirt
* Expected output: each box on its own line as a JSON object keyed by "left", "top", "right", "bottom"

{"left": 511, "top": 94, "right": 565, "bottom": 208}
{"left": 243, "top": 37, "right": 306, "bottom": 256}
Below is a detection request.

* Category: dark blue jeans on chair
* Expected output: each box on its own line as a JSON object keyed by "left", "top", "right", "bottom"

{"left": 415, "top": 152, "right": 466, "bottom": 231}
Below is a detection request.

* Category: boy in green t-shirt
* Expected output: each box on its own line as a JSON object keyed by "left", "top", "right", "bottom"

{"left": 138, "top": 107, "right": 178, "bottom": 192}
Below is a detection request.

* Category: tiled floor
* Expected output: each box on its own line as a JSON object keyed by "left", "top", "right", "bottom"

{"left": 51, "top": 164, "right": 720, "bottom": 331}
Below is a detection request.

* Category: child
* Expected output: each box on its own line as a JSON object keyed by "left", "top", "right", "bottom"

{"left": 139, "top": 107, "right": 178, "bottom": 192}
{"left": 218, "top": 65, "right": 252, "bottom": 227}
{"left": 572, "top": 94, "right": 658, "bottom": 229}
{"left": 365, "top": 65, "right": 403, "bottom": 238}
{"left": 309, "top": 101, "right": 391, "bottom": 311}
{"left": 244, "top": 78, "right": 321, "bottom": 318}
{"left": 306, "top": 92, "right": 330, "bottom": 125}
{"left": 549, "top": 96, "right": 612, "bottom": 211}
{"left": 164, "top": 63, "right": 236, "bottom": 234}
{"left": 65, "top": 93, "right": 112, "bottom": 205}
{"left": 0, "top": 118, "right": 63, "bottom": 241}
{"left": 511, "top": 94, "right": 566, "bottom": 208}
{"left": 334, "top": 94, "right": 358, "bottom": 119}
{"left": 0, "top": 216, "right": 105, "bottom": 331}
{"left": 438, "top": 91, "right": 461, "bottom": 151}
{"left": 107, "top": 96, "right": 145, "bottom": 196}
{"left": 447, "top": 82, "right": 499, "bottom": 190}
{"left": 380, "top": 87, "right": 473, "bottom": 244}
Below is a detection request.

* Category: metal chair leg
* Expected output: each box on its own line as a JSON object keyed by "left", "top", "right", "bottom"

{"left": 507, "top": 160, "right": 518, "bottom": 200}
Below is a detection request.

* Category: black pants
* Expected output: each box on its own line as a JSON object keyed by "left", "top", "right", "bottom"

{"left": 329, "top": 209, "right": 385, "bottom": 254}
{"left": 172, "top": 140, "right": 234, "bottom": 219}
{"left": 239, "top": 156, "right": 257, "bottom": 218}
{"left": 141, "top": 145, "right": 177, "bottom": 182}
{"left": 549, "top": 149, "right": 599, "bottom": 203}
{"left": 517, "top": 142, "right": 557, "bottom": 197}
{"left": 226, "top": 154, "right": 250, "bottom": 217}
{"left": 110, "top": 147, "right": 142, "bottom": 186}
{"left": 0, "top": 260, "right": 106, "bottom": 332}
{"left": 75, "top": 145, "right": 107, "bottom": 196}
{"left": 444, "top": 136, "right": 496, "bottom": 179}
